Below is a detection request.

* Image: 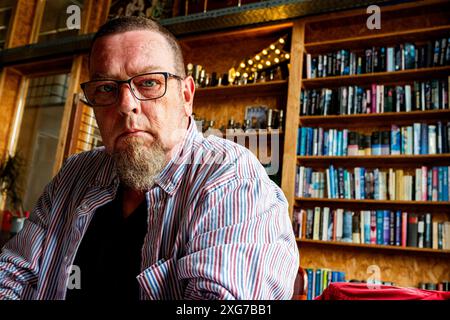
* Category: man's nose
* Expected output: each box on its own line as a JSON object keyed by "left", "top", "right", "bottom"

{"left": 116, "top": 83, "right": 141, "bottom": 115}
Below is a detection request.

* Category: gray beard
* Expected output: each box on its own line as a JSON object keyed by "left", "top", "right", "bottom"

{"left": 112, "top": 136, "right": 166, "bottom": 191}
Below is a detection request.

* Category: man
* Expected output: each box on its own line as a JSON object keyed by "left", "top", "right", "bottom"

{"left": 0, "top": 16, "right": 299, "bottom": 300}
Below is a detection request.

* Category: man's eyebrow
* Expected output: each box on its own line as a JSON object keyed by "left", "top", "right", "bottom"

{"left": 90, "top": 65, "right": 167, "bottom": 80}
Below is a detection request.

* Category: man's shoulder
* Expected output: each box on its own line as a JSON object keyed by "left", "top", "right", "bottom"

{"left": 58, "top": 147, "right": 114, "bottom": 182}
{"left": 63, "top": 147, "right": 110, "bottom": 168}
{"left": 191, "top": 133, "right": 268, "bottom": 184}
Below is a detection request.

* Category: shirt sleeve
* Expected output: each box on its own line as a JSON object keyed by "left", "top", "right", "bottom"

{"left": 177, "top": 176, "right": 299, "bottom": 300}
{"left": 0, "top": 155, "right": 66, "bottom": 300}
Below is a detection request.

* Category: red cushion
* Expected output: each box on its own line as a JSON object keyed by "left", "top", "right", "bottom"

{"left": 315, "top": 282, "right": 450, "bottom": 300}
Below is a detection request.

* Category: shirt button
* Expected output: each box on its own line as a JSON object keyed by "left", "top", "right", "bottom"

{"left": 80, "top": 203, "right": 88, "bottom": 211}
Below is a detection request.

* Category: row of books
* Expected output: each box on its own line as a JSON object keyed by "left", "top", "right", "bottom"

{"left": 300, "top": 79, "right": 449, "bottom": 116}
{"left": 293, "top": 207, "right": 450, "bottom": 250}
{"left": 419, "top": 281, "right": 450, "bottom": 291}
{"left": 296, "top": 122, "right": 450, "bottom": 156}
{"left": 295, "top": 166, "right": 450, "bottom": 201}
{"left": 304, "top": 268, "right": 346, "bottom": 300}
{"left": 305, "top": 38, "right": 450, "bottom": 79}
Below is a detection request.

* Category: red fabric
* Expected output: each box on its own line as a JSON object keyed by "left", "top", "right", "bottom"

{"left": 315, "top": 282, "right": 450, "bottom": 300}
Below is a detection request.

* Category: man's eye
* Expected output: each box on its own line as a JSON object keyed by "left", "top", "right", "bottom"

{"left": 97, "top": 84, "right": 115, "bottom": 93}
{"left": 140, "top": 80, "right": 158, "bottom": 87}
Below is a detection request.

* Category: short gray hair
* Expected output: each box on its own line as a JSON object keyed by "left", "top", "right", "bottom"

{"left": 90, "top": 16, "right": 186, "bottom": 77}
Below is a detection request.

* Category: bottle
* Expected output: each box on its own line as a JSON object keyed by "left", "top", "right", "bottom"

{"left": 278, "top": 110, "right": 284, "bottom": 130}
{"left": 266, "top": 109, "right": 273, "bottom": 130}
{"left": 1, "top": 210, "right": 12, "bottom": 234}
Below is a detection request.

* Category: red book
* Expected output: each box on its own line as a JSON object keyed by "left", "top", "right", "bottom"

{"left": 371, "top": 84, "right": 377, "bottom": 113}
{"left": 401, "top": 212, "right": 408, "bottom": 247}
{"left": 432, "top": 167, "right": 438, "bottom": 201}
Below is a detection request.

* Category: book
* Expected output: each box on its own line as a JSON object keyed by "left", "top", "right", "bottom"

{"left": 407, "top": 214, "right": 418, "bottom": 247}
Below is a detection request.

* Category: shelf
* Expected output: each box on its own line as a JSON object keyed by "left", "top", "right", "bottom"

{"left": 206, "top": 129, "right": 283, "bottom": 140}
{"left": 304, "top": 25, "right": 450, "bottom": 54}
{"left": 301, "top": 66, "right": 450, "bottom": 89}
{"left": 296, "top": 154, "right": 450, "bottom": 167}
{"left": 194, "top": 80, "right": 288, "bottom": 100}
{"left": 299, "top": 110, "right": 450, "bottom": 128}
{"left": 297, "top": 239, "right": 450, "bottom": 256}
{"left": 294, "top": 198, "right": 450, "bottom": 212}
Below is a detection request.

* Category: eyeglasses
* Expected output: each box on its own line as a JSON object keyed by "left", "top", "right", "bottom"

{"left": 80, "top": 72, "right": 184, "bottom": 107}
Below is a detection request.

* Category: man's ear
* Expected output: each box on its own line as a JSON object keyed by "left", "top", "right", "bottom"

{"left": 182, "top": 75, "right": 195, "bottom": 116}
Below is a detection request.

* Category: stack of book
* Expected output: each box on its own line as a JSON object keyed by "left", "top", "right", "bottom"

{"left": 295, "top": 165, "right": 450, "bottom": 201}
{"left": 304, "top": 268, "right": 346, "bottom": 300}
{"left": 297, "top": 122, "right": 450, "bottom": 156}
{"left": 293, "top": 207, "right": 450, "bottom": 250}
{"left": 305, "top": 37, "right": 450, "bottom": 79}
{"left": 300, "top": 78, "right": 449, "bottom": 115}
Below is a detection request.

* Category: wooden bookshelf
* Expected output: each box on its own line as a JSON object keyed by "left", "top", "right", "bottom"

{"left": 294, "top": 198, "right": 450, "bottom": 212}
{"left": 299, "top": 110, "right": 450, "bottom": 128}
{"left": 296, "top": 154, "right": 450, "bottom": 167}
{"left": 297, "top": 239, "right": 450, "bottom": 257}
{"left": 286, "top": 1, "right": 450, "bottom": 290}
{"left": 194, "top": 80, "right": 288, "bottom": 99}
{"left": 301, "top": 66, "right": 450, "bottom": 89}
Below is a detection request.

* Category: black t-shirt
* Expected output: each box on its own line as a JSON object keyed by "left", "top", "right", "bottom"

{"left": 65, "top": 188, "right": 148, "bottom": 301}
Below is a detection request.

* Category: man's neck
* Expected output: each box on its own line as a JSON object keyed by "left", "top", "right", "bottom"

{"left": 121, "top": 187, "right": 145, "bottom": 218}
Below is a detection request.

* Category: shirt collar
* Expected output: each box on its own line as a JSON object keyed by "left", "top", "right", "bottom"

{"left": 153, "top": 116, "right": 200, "bottom": 195}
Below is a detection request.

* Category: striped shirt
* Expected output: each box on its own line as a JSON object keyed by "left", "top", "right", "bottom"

{"left": 0, "top": 118, "right": 299, "bottom": 300}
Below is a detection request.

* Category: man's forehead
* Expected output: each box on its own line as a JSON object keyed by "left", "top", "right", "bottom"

{"left": 90, "top": 31, "right": 173, "bottom": 78}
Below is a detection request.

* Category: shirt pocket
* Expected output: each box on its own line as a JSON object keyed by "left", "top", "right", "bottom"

{"left": 137, "top": 257, "right": 184, "bottom": 300}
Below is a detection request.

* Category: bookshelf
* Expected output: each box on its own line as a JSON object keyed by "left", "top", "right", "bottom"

{"left": 281, "top": 0, "right": 450, "bottom": 291}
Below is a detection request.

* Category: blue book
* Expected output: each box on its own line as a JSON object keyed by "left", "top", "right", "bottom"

{"left": 323, "top": 131, "right": 329, "bottom": 155}
{"left": 364, "top": 212, "right": 371, "bottom": 244}
{"left": 305, "top": 168, "right": 313, "bottom": 197}
{"left": 395, "top": 210, "right": 401, "bottom": 246}
{"left": 425, "top": 213, "right": 432, "bottom": 248}
{"left": 329, "top": 165, "right": 335, "bottom": 198}
{"left": 413, "top": 123, "right": 421, "bottom": 155}
{"left": 383, "top": 210, "right": 390, "bottom": 245}
{"left": 360, "top": 168, "right": 366, "bottom": 199}
{"left": 307, "top": 128, "right": 314, "bottom": 156}
{"left": 337, "top": 130, "right": 343, "bottom": 156}
{"left": 420, "top": 123, "right": 428, "bottom": 154}
{"left": 391, "top": 125, "right": 401, "bottom": 155}
{"left": 315, "top": 269, "right": 322, "bottom": 298}
{"left": 376, "top": 210, "right": 384, "bottom": 245}
{"left": 331, "top": 271, "right": 339, "bottom": 283}
{"left": 438, "top": 167, "right": 443, "bottom": 201}
{"left": 299, "top": 127, "right": 305, "bottom": 155}
{"left": 443, "top": 167, "right": 449, "bottom": 201}
{"left": 374, "top": 169, "right": 379, "bottom": 200}
{"left": 338, "top": 272, "right": 346, "bottom": 282}
{"left": 427, "top": 170, "right": 432, "bottom": 201}
{"left": 343, "top": 129, "right": 348, "bottom": 156}
{"left": 343, "top": 211, "right": 353, "bottom": 242}
{"left": 306, "top": 268, "right": 314, "bottom": 300}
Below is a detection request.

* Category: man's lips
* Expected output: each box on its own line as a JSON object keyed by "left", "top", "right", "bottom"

{"left": 116, "top": 130, "right": 148, "bottom": 142}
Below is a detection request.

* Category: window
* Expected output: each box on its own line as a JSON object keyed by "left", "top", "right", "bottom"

{"left": 38, "top": 0, "right": 85, "bottom": 42}
{"left": 0, "top": 0, "right": 15, "bottom": 49}
{"left": 15, "top": 73, "right": 71, "bottom": 211}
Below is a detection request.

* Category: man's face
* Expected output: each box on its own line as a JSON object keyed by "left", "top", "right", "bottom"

{"left": 89, "top": 30, "right": 194, "bottom": 159}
